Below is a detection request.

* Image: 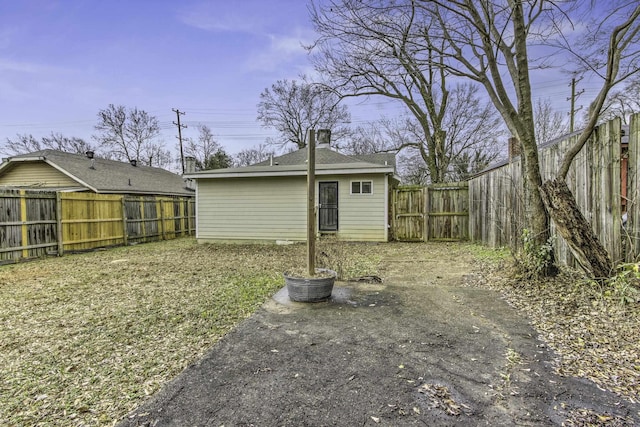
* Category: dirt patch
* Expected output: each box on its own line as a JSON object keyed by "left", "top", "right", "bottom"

{"left": 119, "top": 243, "right": 640, "bottom": 426}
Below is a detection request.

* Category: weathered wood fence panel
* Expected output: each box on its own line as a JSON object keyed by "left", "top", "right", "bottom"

{"left": 0, "top": 191, "right": 195, "bottom": 264}
{"left": 469, "top": 115, "right": 632, "bottom": 267}
{"left": 427, "top": 182, "right": 469, "bottom": 241}
{"left": 626, "top": 113, "right": 640, "bottom": 261}
{"left": 0, "top": 190, "right": 58, "bottom": 262}
{"left": 123, "top": 196, "right": 194, "bottom": 244}
{"left": 392, "top": 183, "right": 469, "bottom": 242}
{"left": 542, "top": 120, "right": 622, "bottom": 266}
{"left": 125, "top": 196, "right": 160, "bottom": 244}
{"left": 469, "top": 162, "right": 524, "bottom": 250}
{"left": 392, "top": 187, "right": 425, "bottom": 241}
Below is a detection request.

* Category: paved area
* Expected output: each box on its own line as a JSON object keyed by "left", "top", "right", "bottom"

{"left": 118, "top": 255, "right": 640, "bottom": 426}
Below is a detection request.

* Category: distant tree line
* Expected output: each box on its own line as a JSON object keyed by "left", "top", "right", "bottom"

{"left": 0, "top": 104, "right": 266, "bottom": 172}
{"left": 3, "top": 73, "right": 636, "bottom": 179}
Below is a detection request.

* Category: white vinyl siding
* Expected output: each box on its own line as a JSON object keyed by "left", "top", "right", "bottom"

{"left": 196, "top": 176, "right": 307, "bottom": 241}
{"left": 0, "top": 163, "right": 79, "bottom": 187}
{"left": 329, "top": 174, "right": 387, "bottom": 241}
{"left": 195, "top": 173, "right": 390, "bottom": 243}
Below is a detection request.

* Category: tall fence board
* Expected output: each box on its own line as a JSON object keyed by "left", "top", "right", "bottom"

{"left": 626, "top": 113, "right": 640, "bottom": 260}
{"left": 469, "top": 115, "right": 634, "bottom": 267}
{"left": 392, "top": 183, "right": 469, "bottom": 242}
{"left": 0, "top": 190, "right": 195, "bottom": 264}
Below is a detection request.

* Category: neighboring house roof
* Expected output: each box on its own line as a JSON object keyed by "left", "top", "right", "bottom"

{"left": 0, "top": 150, "right": 193, "bottom": 196}
{"left": 185, "top": 147, "right": 398, "bottom": 180}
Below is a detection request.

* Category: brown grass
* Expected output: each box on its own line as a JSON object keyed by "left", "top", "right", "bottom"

{"left": 0, "top": 238, "right": 381, "bottom": 426}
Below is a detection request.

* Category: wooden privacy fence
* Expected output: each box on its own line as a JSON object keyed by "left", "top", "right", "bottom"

{"left": 0, "top": 190, "right": 195, "bottom": 263}
{"left": 469, "top": 114, "right": 640, "bottom": 267}
{"left": 392, "top": 183, "right": 469, "bottom": 242}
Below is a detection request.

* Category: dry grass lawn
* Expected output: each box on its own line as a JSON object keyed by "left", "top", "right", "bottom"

{"left": 0, "top": 237, "right": 381, "bottom": 426}
{"left": 2, "top": 238, "right": 639, "bottom": 426}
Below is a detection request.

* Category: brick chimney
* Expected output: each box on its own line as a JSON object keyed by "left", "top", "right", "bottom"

{"left": 316, "top": 129, "right": 331, "bottom": 149}
{"left": 184, "top": 156, "right": 196, "bottom": 174}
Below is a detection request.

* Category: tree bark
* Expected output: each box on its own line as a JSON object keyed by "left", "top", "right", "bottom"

{"left": 540, "top": 179, "right": 612, "bottom": 279}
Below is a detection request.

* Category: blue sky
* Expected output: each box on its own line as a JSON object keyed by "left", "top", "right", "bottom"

{"left": 0, "top": 0, "right": 330, "bottom": 156}
{"left": 0, "top": 0, "right": 602, "bottom": 160}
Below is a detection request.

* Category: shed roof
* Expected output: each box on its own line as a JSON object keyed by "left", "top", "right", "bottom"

{"left": 0, "top": 150, "right": 193, "bottom": 196}
{"left": 185, "top": 147, "right": 398, "bottom": 179}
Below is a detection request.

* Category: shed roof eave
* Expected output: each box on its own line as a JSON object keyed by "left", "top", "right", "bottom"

{"left": 185, "top": 167, "right": 395, "bottom": 180}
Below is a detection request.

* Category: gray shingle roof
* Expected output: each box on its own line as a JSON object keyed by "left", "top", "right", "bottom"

{"left": 1, "top": 150, "right": 193, "bottom": 196}
{"left": 352, "top": 153, "right": 396, "bottom": 169}
{"left": 185, "top": 147, "right": 398, "bottom": 179}
{"left": 254, "top": 148, "right": 396, "bottom": 168}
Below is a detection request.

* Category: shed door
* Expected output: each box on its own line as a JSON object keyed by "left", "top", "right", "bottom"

{"left": 319, "top": 182, "right": 338, "bottom": 232}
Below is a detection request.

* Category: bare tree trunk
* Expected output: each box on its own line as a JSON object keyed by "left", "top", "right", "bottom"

{"left": 521, "top": 137, "right": 550, "bottom": 247}
{"left": 540, "top": 179, "right": 612, "bottom": 279}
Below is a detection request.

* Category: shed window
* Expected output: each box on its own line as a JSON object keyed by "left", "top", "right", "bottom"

{"left": 351, "top": 180, "right": 373, "bottom": 195}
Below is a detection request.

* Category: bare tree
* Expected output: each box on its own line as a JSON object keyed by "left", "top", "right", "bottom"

{"left": 94, "top": 104, "right": 161, "bottom": 163}
{"left": 234, "top": 144, "right": 276, "bottom": 167}
{"left": 183, "top": 125, "right": 219, "bottom": 169}
{"left": 597, "top": 76, "right": 640, "bottom": 125}
{"left": 534, "top": 98, "right": 570, "bottom": 144}
{"left": 342, "top": 123, "right": 393, "bottom": 156}
{"left": 424, "top": 0, "right": 639, "bottom": 277}
{"left": 312, "top": 0, "right": 640, "bottom": 277}
{"left": 347, "top": 89, "right": 505, "bottom": 182}
{"left": 2, "top": 133, "right": 95, "bottom": 156}
{"left": 143, "top": 142, "right": 174, "bottom": 169}
{"left": 257, "top": 74, "right": 351, "bottom": 149}
{"left": 441, "top": 83, "right": 505, "bottom": 177}
{"left": 182, "top": 125, "right": 232, "bottom": 170}
{"left": 397, "top": 150, "right": 430, "bottom": 185}
{"left": 309, "top": 3, "right": 503, "bottom": 183}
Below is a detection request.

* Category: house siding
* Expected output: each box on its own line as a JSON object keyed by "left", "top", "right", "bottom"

{"left": 0, "top": 163, "right": 78, "bottom": 187}
{"left": 196, "top": 174, "right": 390, "bottom": 243}
{"left": 319, "top": 174, "right": 388, "bottom": 241}
{"left": 196, "top": 176, "right": 307, "bottom": 241}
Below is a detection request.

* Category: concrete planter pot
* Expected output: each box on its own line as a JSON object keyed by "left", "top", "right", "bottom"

{"left": 284, "top": 268, "right": 337, "bottom": 302}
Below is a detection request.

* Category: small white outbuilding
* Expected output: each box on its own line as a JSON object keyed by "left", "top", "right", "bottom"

{"left": 185, "top": 145, "right": 399, "bottom": 243}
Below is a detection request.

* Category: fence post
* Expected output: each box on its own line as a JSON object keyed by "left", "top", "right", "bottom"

{"left": 121, "top": 197, "right": 128, "bottom": 246}
{"left": 19, "top": 190, "right": 29, "bottom": 259}
{"left": 391, "top": 189, "right": 396, "bottom": 241}
{"left": 188, "top": 198, "right": 194, "bottom": 235}
{"left": 180, "top": 198, "right": 186, "bottom": 236}
{"left": 157, "top": 198, "right": 165, "bottom": 240}
{"left": 56, "top": 192, "right": 64, "bottom": 256}
{"left": 424, "top": 186, "right": 429, "bottom": 242}
{"left": 139, "top": 197, "right": 146, "bottom": 240}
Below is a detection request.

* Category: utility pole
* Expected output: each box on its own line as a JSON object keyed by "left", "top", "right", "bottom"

{"left": 173, "top": 108, "right": 187, "bottom": 174}
{"left": 567, "top": 76, "right": 584, "bottom": 132}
